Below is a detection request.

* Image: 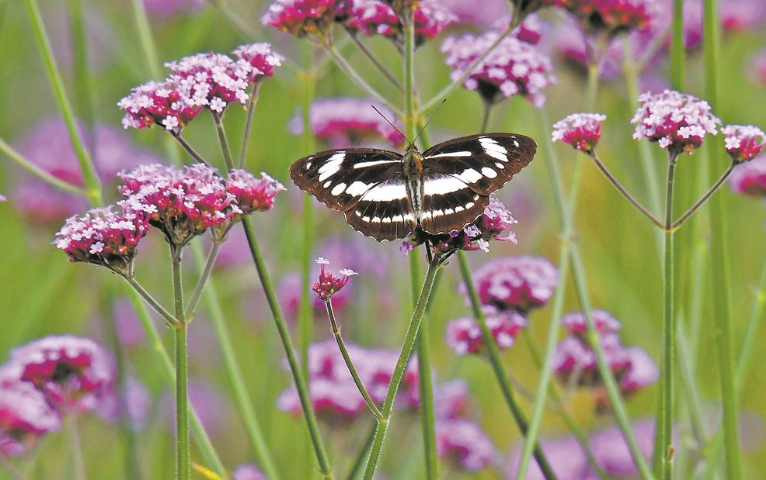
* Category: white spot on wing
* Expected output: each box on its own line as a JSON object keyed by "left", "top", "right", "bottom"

{"left": 427, "top": 151, "right": 472, "bottom": 159}
{"left": 363, "top": 183, "right": 408, "bottom": 201}
{"left": 424, "top": 176, "right": 468, "bottom": 195}
{"left": 353, "top": 160, "right": 400, "bottom": 169}
{"left": 458, "top": 168, "right": 483, "bottom": 183}
{"left": 317, "top": 153, "right": 345, "bottom": 182}
{"left": 331, "top": 183, "right": 346, "bottom": 196}
{"left": 481, "top": 167, "right": 497, "bottom": 178}
{"left": 480, "top": 137, "right": 509, "bottom": 162}
{"left": 345, "top": 181, "right": 370, "bottom": 197}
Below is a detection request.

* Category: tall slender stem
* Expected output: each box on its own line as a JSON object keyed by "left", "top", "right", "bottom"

{"left": 22, "top": 0, "right": 102, "bottom": 205}
{"left": 185, "top": 240, "right": 222, "bottom": 318}
{"left": 658, "top": 155, "right": 678, "bottom": 479}
{"left": 457, "top": 252, "right": 557, "bottom": 480}
{"left": 361, "top": 255, "right": 442, "bottom": 480}
{"left": 669, "top": 0, "right": 686, "bottom": 90}
{"left": 345, "top": 30, "right": 403, "bottom": 90}
{"left": 68, "top": 0, "right": 95, "bottom": 136}
{"left": 345, "top": 422, "right": 377, "bottom": 480}
{"left": 480, "top": 102, "right": 492, "bottom": 134}
{"left": 587, "top": 150, "right": 665, "bottom": 229}
{"left": 170, "top": 246, "right": 190, "bottom": 480}
{"left": 65, "top": 414, "right": 88, "bottom": 480}
{"left": 0, "top": 137, "right": 89, "bottom": 196}
{"left": 325, "top": 301, "right": 382, "bottom": 419}
{"left": 172, "top": 133, "right": 211, "bottom": 166}
{"left": 212, "top": 113, "right": 235, "bottom": 170}
{"left": 124, "top": 276, "right": 181, "bottom": 327}
{"left": 239, "top": 81, "right": 262, "bottom": 168}
{"left": 670, "top": 163, "right": 734, "bottom": 229}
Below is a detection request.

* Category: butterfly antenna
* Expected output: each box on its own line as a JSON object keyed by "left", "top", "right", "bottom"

{"left": 371, "top": 105, "right": 408, "bottom": 145}
{"left": 411, "top": 99, "right": 447, "bottom": 147}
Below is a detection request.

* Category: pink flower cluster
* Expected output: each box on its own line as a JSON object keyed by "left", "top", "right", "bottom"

{"left": 402, "top": 196, "right": 518, "bottom": 255}
{"left": 552, "top": 310, "right": 658, "bottom": 407}
{"left": 0, "top": 381, "right": 60, "bottom": 457}
{"left": 436, "top": 418, "right": 496, "bottom": 471}
{"left": 119, "top": 44, "right": 282, "bottom": 131}
{"left": 631, "top": 89, "right": 721, "bottom": 156}
{"left": 461, "top": 255, "right": 558, "bottom": 312}
{"left": 226, "top": 169, "right": 287, "bottom": 214}
{"left": 296, "top": 97, "right": 405, "bottom": 148}
{"left": 446, "top": 308, "right": 527, "bottom": 355}
{"left": 261, "top": 0, "right": 347, "bottom": 37}
{"left": 441, "top": 32, "right": 556, "bottom": 106}
{"left": 312, "top": 257, "right": 357, "bottom": 302}
{"left": 552, "top": 113, "right": 606, "bottom": 152}
{"left": 54, "top": 203, "right": 150, "bottom": 274}
{"left": 277, "top": 340, "right": 419, "bottom": 423}
{"left": 750, "top": 48, "right": 766, "bottom": 86}
{"left": 730, "top": 154, "right": 766, "bottom": 197}
{"left": 722, "top": 125, "right": 766, "bottom": 163}
{"left": 557, "top": 0, "right": 659, "bottom": 34}
{"left": 345, "top": 0, "right": 456, "bottom": 47}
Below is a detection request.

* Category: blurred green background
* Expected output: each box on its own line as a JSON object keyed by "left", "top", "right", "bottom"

{"left": 0, "top": 0, "right": 765, "bottom": 478}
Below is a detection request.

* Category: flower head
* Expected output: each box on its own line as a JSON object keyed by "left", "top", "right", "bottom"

{"left": 563, "top": 0, "right": 660, "bottom": 34}
{"left": 166, "top": 53, "right": 254, "bottom": 114}
{"left": 722, "top": 125, "right": 766, "bottom": 163}
{"left": 297, "top": 97, "right": 405, "bottom": 148}
{"left": 461, "top": 255, "right": 558, "bottom": 312}
{"left": 0, "top": 382, "right": 61, "bottom": 457}
{"left": 226, "top": 170, "right": 286, "bottom": 214}
{"left": 312, "top": 258, "right": 357, "bottom": 302}
{"left": 561, "top": 309, "right": 621, "bottom": 336}
{"left": 446, "top": 308, "right": 527, "bottom": 355}
{"left": 118, "top": 164, "right": 241, "bottom": 245}
{"left": 436, "top": 419, "right": 495, "bottom": 471}
{"left": 590, "top": 419, "right": 656, "bottom": 476}
{"left": 3, "top": 336, "right": 114, "bottom": 414}
{"left": 730, "top": 154, "right": 766, "bottom": 197}
{"left": 234, "top": 464, "right": 268, "bottom": 480}
{"left": 345, "top": 0, "right": 456, "bottom": 48}
{"left": 441, "top": 32, "right": 556, "bottom": 106}
{"left": 262, "top": 0, "right": 347, "bottom": 37}
{"left": 552, "top": 113, "right": 606, "bottom": 152}
{"left": 631, "top": 89, "right": 721, "bottom": 156}
{"left": 231, "top": 42, "right": 284, "bottom": 80}
{"left": 749, "top": 48, "right": 766, "bottom": 86}
{"left": 54, "top": 204, "right": 150, "bottom": 275}
{"left": 118, "top": 79, "right": 202, "bottom": 131}
{"left": 434, "top": 380, "right": 470, "bottom": 419}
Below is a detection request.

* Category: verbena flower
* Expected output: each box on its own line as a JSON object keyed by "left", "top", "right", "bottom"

{"left": 231, "top": 43, "right": 284, "bottom": 80}
{"left": 589, "top": 419, "right": 656, "bottom": 476}
{"left": 460, "top": 255, "right": 558, "bottom": 312}
{"left": 441, "top": 32, "right": 556, "bottom": 106}
{"left": 0, "top": 381, "right": 61, "bottom": 457}
{"left": 438, "top": 0, "right": 508, "bottom": 27}
{"left": 312, "top": 257, "right": 357, "bottom": 302}
{"left": 433, "top": 380, "right": 469, "bottom": 419}
{"left": 261, "top": 0, "right": 347, "bottom": 37}
{"left": 561, "top": 309, "right": 621, "bottom": 336}
{"left": 720, "top": 0, "right": 766, "bottom": 32}
{"left": 749, "top": 48, "right": 766, "bottom": 86}
{"left": 54, "top": 204, "right": 150, "bottom": 275}
{"left": 552, "top": 113, "right": 606, "bottom": 152}
{"left": 559, "top": 0, "right": 659, "bottom": 35}
{"left": 118, "top": 164, "right": 241, "bottom": 246}
{"left": 345, "top": 0, "right": 456, "bottom": 48}
{"left": 436, "top": 419, "right": 495, "bottom": 471}
{"left": 631, "top": 89, "right": 721, "bottom": 156}
{"left": 446, "top": 308, "right": 527, "bottom": 355}
{"left": 730, "top": 154, "right": 766, "bottom": 197}
{"left": 403, "top": 196, "right": 518, "bottom": 255}
{"left": 278, "top": 340, "right": 419, "bottom": 424}
{"left": 118, "top": 79, "right": 202, "bottom": 131}
{"left": 508, "top": 435, "right": 590, "bottom": 480}
{"left": 166, "top": 53, "right": 253, "bottom": 115}
{"left": 295, "top": 97, "right": 405, "bottom": 148}
{"left": 722, "top": 125, "right": 766, "bottom": 163}
{"left": 2, "top": 336, "right": 114, "bottom": 414}
{"left": 226, "top": 170, "right": 286, "bottom": 214}
{"left": 233, "top": 464, "right": 267, "bottom": 480}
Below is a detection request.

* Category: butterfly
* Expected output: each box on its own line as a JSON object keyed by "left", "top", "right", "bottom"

{"left": 289, "top": 133, "right": 537, "bottom": 241}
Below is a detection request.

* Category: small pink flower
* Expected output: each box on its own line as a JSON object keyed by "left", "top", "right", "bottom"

{"left": 722, "top": 125, "right": 766, "bottom": 163}
{"left": 312, "top": 257, "right": 357, "bottom": 302}
{"left": 619, "top": 347, "right": 659, "bottom": 394}
{"left": 118, "top": 79, "right": 202, "bottom": 131}
{"left": 2, "top": 336, "right": 114, "bottom": 414}
{"left": 446, "top": 309, "right": 527, "bottom": 355}
{"left": 441, "top": 32, "right": 556, "bottom": 106}
{"left": 720, "top": 0, "right": 766, "bottom": 32}
{"left": 54, "top": 203, "right": 150, "bottom": 274}
{"left": 438, "top": 0, "right": 507, "bottom": 27}
{"left": 561, "top": 309, "right": 621, "bottom": 336}
{"left": 461, "top": 256, "right": 558, "bottom": 312}
{"left": 261, "top": 0, "right": 347, "bottom": 37}
{"left": 436, "top": 418, "right": 495, "bottom": 471}
{"left": 631, "top": 89, "right": 721, "bottom": 156}
{"left": 226, "top": 170, "right": 286, "bottom": 214}
{"left": 749, "top": 48, "right": 766, "bottom": 86}
{"left": 0, "top": 382, "right": 61, "bottom": 457}
{"left": 566, "top": 0, "right": 659, "bottom": 34}
{"left": 166, "top": 53, "right": 254, "bottom": 114}
{"left": 730, "top": 154, "right": 766, "bottom": 197}
{"left": 433, "top": 380, "right": 470, "bottom": 419}
{"left": 552, "top": 113, "right": 606, "bottom": 152}
{"left": 231, "top": 43, "right": 284, "bottom": 80}
{"left": 234, "top": 464, "right": 268, "bottom": 480}
{"left": 345, "top": 0, "right": 456, "bottom": 47}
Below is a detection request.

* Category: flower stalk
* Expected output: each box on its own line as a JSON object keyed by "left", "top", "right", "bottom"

{"left": 170, "top": 245, "right": 191, "bottom": 480}
{"left": 670, "top": 162, "right": 735, "bottom": 229}
{"left": 239, "top": 81, "right": 262, "bottom": 168}
{"left": 185, "top": 239, "right": 223, "bottom": 319}
{"left": 65, "top": 414, "right": 88, "bottom": 480}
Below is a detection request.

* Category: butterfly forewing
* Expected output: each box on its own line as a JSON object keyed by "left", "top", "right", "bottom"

{"left": 289, "top": 148, "right": 403, "bottom": 212}
{"left": 422, "top": 133, "right": 536, "bottom": 196}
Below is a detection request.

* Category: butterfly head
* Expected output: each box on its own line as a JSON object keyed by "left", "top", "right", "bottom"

{"left": 403, "top": 143, "right": 423, "bottom": 178}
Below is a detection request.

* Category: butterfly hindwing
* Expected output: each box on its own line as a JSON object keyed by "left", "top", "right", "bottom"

{"left": 419, "top": 174, "right": 489, "bottom": 234}
{"left": 422, "top": 133, "right": 537, "bottom": 195}
{"left": 345, "top": 176, "right": 417, "bottom": 241}
{"left": 289, "top": 148, "right": 403, "bottom": 212}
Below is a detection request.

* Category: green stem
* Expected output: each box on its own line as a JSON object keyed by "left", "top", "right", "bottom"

{"left": 361, "top": 255, "right": 442, "bottom": 480}
{"left": 345, "top": 422, "right": 377, "bottom": 480}
{"left": 68, "top": 0, "right": 95, "bottom": 135}
{"left": 212, "top": 113, "right": 235, "bottom": 170}
{"left": 171, "top": 246, "right": 190, "bottom": 480}
{"left": 65, "top": 414, "right": 87, "bottom": 480}
{"left": 22, "top": 0, "right": 102, "bottom": 205}
{"left": 172, "top": 133, "right": 211, "bottom": 166}
{"left": 480, "top": 102, "right": 492, "bottom": 134}
{"left": 702, "top": 0, "right": 741, "bottom": 476}
{"left": 124, "top": 276, "right": 181, "bottom": 327}
{"left": 669, "top": 0, "right": 686, "bottom": 90}
{"left": 0, "top": 137, "right": 89, "bottom": 196}
{"left": 185, "top": 240, "right": 222, "bottom": 319}
{"left": 457, "top": 252, "right": 557, "bottom": 480}
{"left": 345, "top": 30, "right": 403, "bottom": 90}
{"left": 670, "top": 163, "right": 734, "bottom": 229}
{"left": 658, "top": 155, "right": 678, "bottom": 479}
{"left": 239, "top": 81, "right": 262, "bottom": 168}
{"left": 206, "top": 0, "right": 258, "bottom": 39}
{"left": 325, "top": 301, "right": 383, "bottom": 420}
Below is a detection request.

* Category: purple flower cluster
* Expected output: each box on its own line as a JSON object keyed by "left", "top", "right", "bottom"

{"left": 436, "top": 418, "right": 496, "bottom": 471}
{"left": 345, "top": 0, "right": 456, "bottom": 47}
{"left": 730, "top": 154, "right": 766, "bottom": 197}
{"left": 441, "top": 32, "right": 556, "bottom": 106}
{"left": 119, "top": 44, "right": 282, "bottom": 131}
{"left": 552, "top": 113, "right": 606, "bottom": 152}
{"left": 556, "top": 0, "right": 660, "bottom": 34}
{"left": 631, "top": 89, "right": 721, "bottom": 156}
{"left": 0, "top": 382, "right": 61, "bottom": 457}
{"left": 446, "top": 308, "right": 527, "bottom": 355}
{"left": 312, "top": 257, "right": 357, "bottom": 302}
{"left": 722, "top": 125, "right": 766, "bottom": 163}
{"left": 277, "top": 340, "right": 419, "bottom": 423}
{"left": 552, "top": 310, "right": 658, "bottom": 408}
{"left": 262, "top": 0, "right": 347, "bottom": 37}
